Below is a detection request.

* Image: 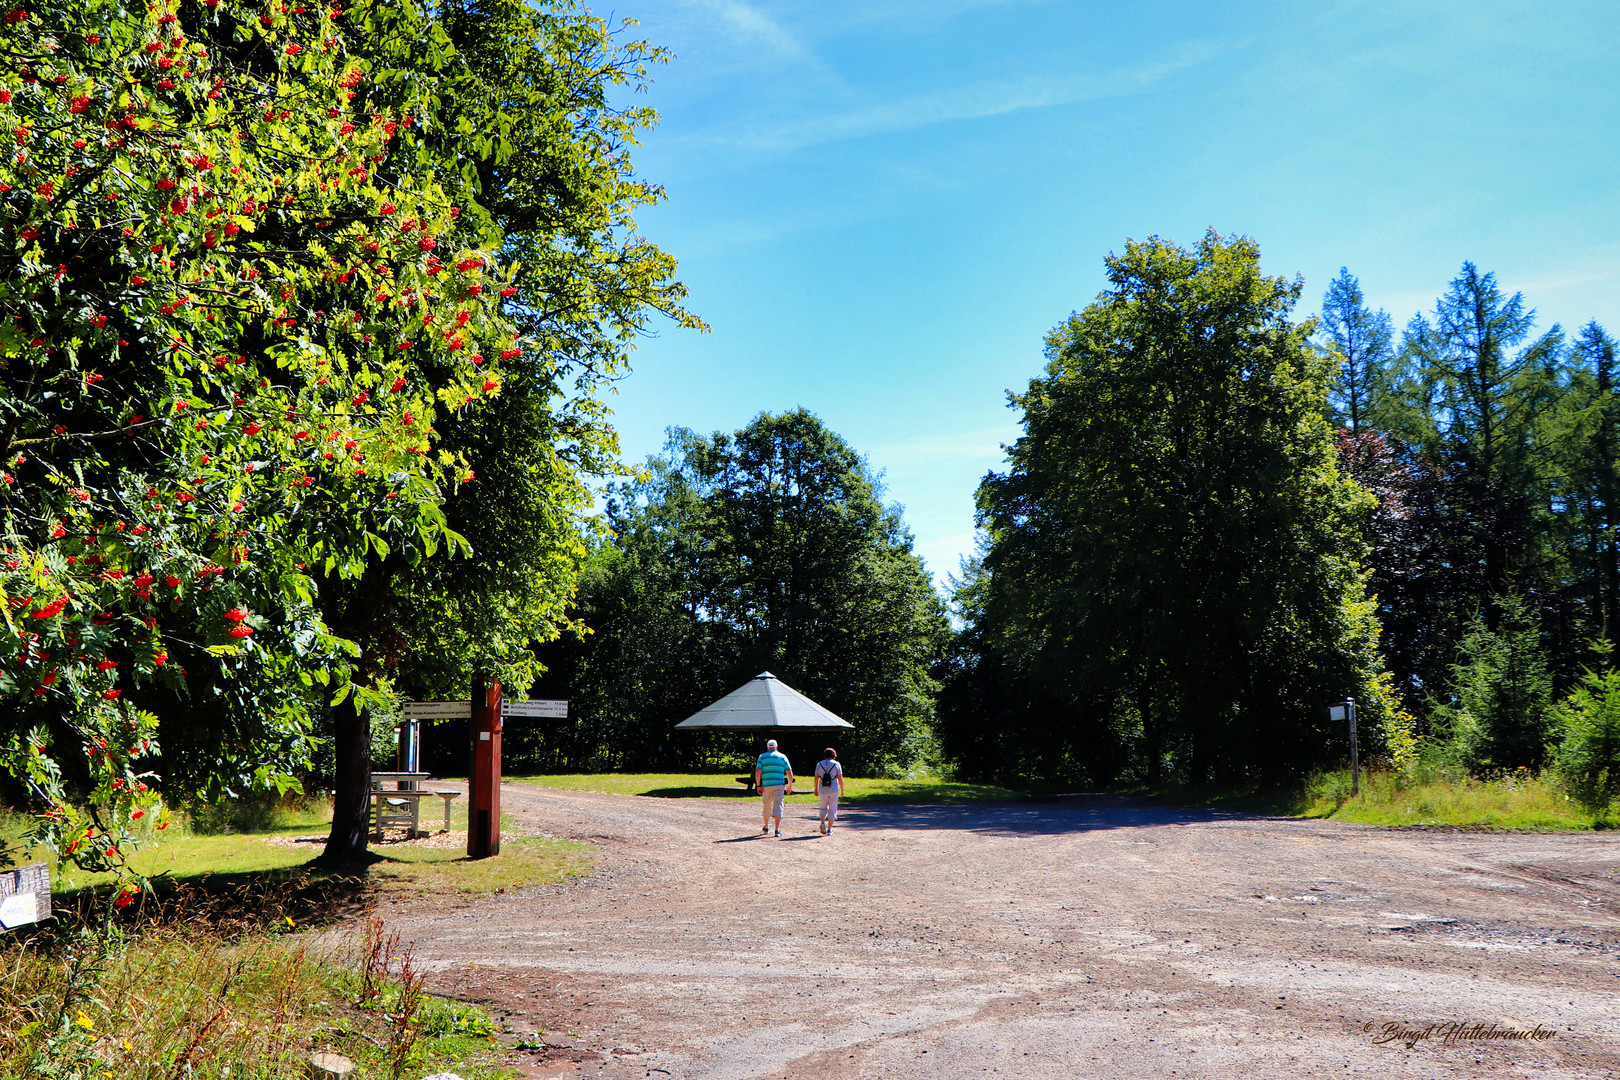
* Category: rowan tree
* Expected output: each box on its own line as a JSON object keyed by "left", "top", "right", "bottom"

{"left": 0, "top": 0, "right": 523, "bottom": 867}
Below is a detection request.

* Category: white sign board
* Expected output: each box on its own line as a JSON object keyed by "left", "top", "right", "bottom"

{"left": 504, "top": 699, "right": 568, "bottom": 719}
{"left": 402, "top": 700, "right": 473, "bottom": 721}
{"left": 1328, "top": 705, "right": 1347, "bottom": 722}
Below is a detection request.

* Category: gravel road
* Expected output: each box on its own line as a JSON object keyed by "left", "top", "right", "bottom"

{"left": 378, "top": 783, "right": 1620, "bottom": 1079}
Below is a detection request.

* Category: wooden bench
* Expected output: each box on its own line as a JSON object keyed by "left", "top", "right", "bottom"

{"left": 370, "top": 772, "right": 459, "bottom": 838}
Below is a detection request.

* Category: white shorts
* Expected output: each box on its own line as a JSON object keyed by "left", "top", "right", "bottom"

{"left": 818, "top": 789, "right": 839, "bottom": 821}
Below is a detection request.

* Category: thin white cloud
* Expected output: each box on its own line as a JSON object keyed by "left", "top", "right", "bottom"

{"left": 705, "top": 0, "right": 809, "bottom": 59}
{"left": 870, "top": 425, "right": 1020, "bottom": 470}
{"left": 703, "top": 38, "right": 1231, "bottom": 153}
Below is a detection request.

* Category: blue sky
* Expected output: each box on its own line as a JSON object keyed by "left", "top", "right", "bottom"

{"left": 598, "top": 0, "right": 1620, "bottom": 586}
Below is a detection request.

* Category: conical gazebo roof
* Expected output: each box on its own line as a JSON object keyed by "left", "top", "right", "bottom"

{"left": 673, "top": 672, "right": 854, "bottom": 731}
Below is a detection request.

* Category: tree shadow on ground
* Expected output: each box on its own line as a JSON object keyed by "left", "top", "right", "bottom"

{"left": 640, "top": 783, "right": 754, "bottom": 799}
{"left": 833, "top": 793, "right": 1284, "bottom": 837}
{"left": 56, "top": 860, "right": 378, "bottom": 933}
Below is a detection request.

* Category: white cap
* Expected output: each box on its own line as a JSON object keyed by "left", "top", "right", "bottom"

{"left": 766, "top": 739, "right": 778, "bottom": 750}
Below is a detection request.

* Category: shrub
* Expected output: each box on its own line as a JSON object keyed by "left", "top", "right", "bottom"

{"left": 1550, "top": 665, "right": 1620, "bottom": 811}
{"left": 1434, "top": 595, "right": 1553, "bottom": 772}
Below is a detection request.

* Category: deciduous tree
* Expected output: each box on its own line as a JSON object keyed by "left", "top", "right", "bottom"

{"left": 968, "top": 231, "right": 1382, "bottom": 785}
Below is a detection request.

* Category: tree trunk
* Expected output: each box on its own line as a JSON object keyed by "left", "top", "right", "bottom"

{"left": 320, "top": 697, "right": 372, "bottom": 864}
{"left": 1139, "top": 681, "right": 1160, "bottom": 785}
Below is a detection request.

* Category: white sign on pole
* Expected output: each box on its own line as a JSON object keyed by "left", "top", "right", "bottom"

{"left": 402, "top": 701, "right": 473, "bottom": 721}
{"left": 503, "top": 699, "right": 568, "bottom": 719}
{"left": 1328, "top": 705, "right": 1347, "bottom": 722}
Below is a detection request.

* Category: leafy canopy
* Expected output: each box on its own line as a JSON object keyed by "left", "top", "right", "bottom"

{"left": 959, "top": 231, "right": 1382, "bottom": 785}
{"left": 0, "top": 0, "right": 525, "bottom": 865}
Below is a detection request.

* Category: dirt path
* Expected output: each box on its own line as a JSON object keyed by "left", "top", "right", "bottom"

{"left": 376, "top": 783, "right": 1620, "bottom": 1079}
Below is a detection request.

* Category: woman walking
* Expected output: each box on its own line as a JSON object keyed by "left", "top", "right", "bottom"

{"left": 815, "top": 748, "right": 844, "bottom": 835}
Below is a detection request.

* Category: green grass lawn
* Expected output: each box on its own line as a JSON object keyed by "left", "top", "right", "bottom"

{"left": 1141, "top": 767, "right": 1610, "bottom": 831}
{"left": 509, "top": 772, "right": 1024, "bottom": 804}
{"left": 1295, "top": 767, "right": 1609, "bottom": 830}
{"left": 2, "top": 799, "right": 591, "bottom": 898}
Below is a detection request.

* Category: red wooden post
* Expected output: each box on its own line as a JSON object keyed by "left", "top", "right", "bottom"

{"left": 468, "top": 673, "right": 502, "bottom": 858}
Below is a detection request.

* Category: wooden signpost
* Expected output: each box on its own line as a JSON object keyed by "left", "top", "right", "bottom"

{"left": 0, "top": 862, "right": 50, "bottom": 933}
{"left": 401, "top": 684, "right": 567, "bottom": 859}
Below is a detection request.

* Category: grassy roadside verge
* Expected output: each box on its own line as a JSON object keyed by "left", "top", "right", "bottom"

{"left": 509, "top": 772, "right": 1024, "bottom": 804}
{"left": 1144, "top": 767, "right": 1612, "bottom": 831}
{"left": 1, "top": 802, "right": 592, "bottom": 1078}
{"left": 1, "top": 914, "right": 522, "bottom": 1079}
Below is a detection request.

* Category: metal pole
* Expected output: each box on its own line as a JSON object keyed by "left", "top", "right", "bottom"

{"left": 468, "top": 673, "right": 503, "bottom": 858}
{"left": 1347, "top": 696, "right": 1358, "bottom": 798}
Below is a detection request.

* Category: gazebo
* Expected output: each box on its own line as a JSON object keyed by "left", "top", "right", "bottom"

{"left": 673, "top": 671, "right": 854, "bottom": 732}
{"left": 674, "top": 672, "right": 852, "bottom": 788}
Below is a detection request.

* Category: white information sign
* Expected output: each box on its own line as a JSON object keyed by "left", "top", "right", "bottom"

{"left": 0, "top": 894, "right": 36, "bottom": 930}
{"left": 402, "top": 701, "right": 473, "bottom": 720}
{"left": 503, "top": 699, "right": 568, "bottom": 719}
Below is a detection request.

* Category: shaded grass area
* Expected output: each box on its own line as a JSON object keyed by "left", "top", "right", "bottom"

{"left": 1, "top": 915, "right": 518, "bottom": 1080}
{"left": 509, "top": 772, "right": 1025, "bottom": 804}
{"left": 2, "top": 802, "right": 592, "bottom": 901}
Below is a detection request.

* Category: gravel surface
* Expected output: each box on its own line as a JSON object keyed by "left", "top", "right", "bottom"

{"left": 374, "top": 782, "right": 1620, "bottom": 1079}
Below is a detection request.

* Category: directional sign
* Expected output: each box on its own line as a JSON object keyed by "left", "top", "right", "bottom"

{"left": 402, "top": 700, "right": 472, "bottom": 721}
{"left": 503, "top": 699, "right": 567, "bottom": 719}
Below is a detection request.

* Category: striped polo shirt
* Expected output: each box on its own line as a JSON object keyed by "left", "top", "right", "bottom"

{"left": 756, "top": 750, "right": 791, "bottom": 787}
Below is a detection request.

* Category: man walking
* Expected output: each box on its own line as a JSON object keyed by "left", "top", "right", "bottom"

{"left": 754, "top": 739, "right": 793, "bottom": 837}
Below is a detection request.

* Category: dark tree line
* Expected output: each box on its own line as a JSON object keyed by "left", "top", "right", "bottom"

{"left": 1319, "top": 264, "right": 1619, "bottom": 773}
{"left": 516, "top": 410, "right": 949, "bottom": 777}
{"left": 937, "top": 234, "right": 1620, "bottom": 788}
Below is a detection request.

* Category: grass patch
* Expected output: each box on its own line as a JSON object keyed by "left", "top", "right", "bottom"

{"left": 3, "top": 801, "right": 591, "bottom": 900}
{"left": 1298, "top": 766, "right": 1609, "bottom": 830}
{"left": 1, "top": 915, "right": 518, "bottom": 1080}
{"left": 510, "top": 772, "right": 1024, "bottom": 804}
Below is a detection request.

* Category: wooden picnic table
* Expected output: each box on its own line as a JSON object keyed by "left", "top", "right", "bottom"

{"left": 370, "top": 772, "right": 460, "bottom": 838}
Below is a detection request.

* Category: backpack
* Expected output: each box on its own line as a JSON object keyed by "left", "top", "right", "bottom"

{"left": 818, "top": 760, "right": 838, "bottom": 788}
